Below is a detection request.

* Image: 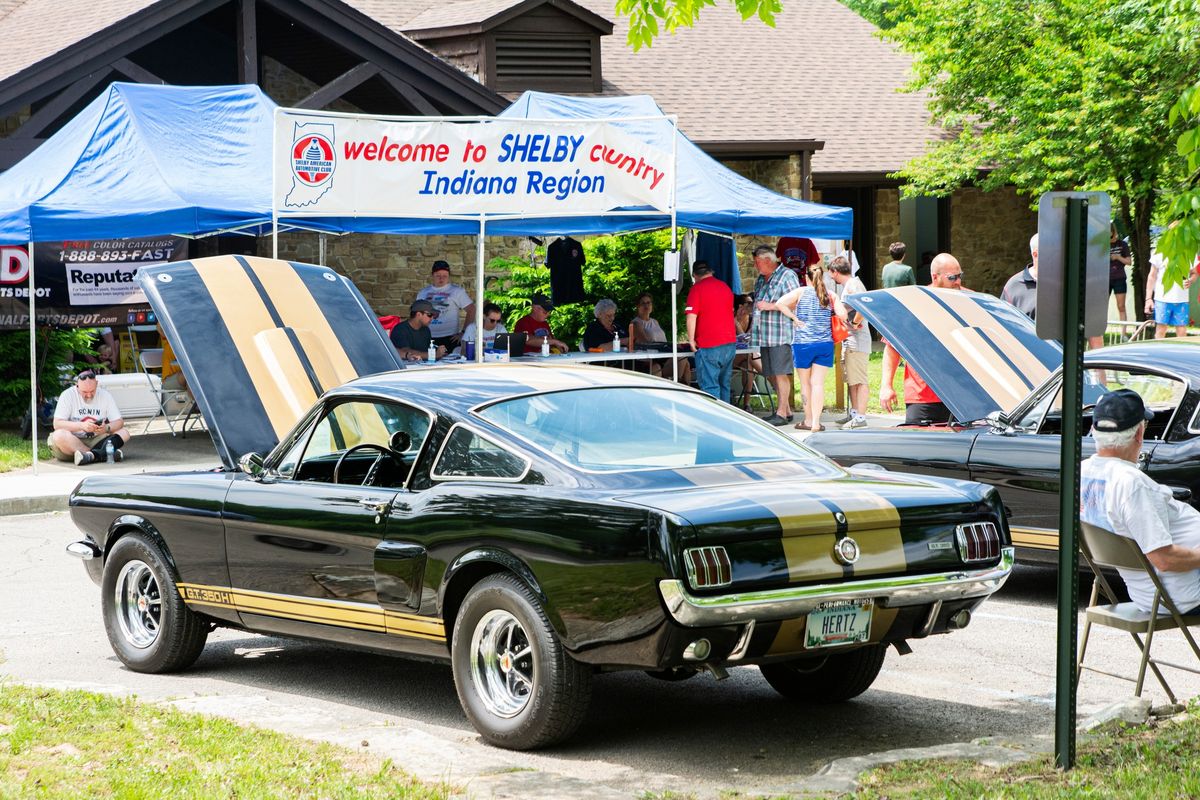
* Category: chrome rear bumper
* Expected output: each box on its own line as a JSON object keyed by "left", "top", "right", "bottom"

{"left": 659, "top": 547, "right": 1014, "bottom": 626}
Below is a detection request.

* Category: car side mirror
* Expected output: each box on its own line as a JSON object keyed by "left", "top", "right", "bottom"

{"left": 238, "top": 452, "right": 267, "bottom": 480}
{"left": 390, "top": 430, "right": 412, "bottom": 453}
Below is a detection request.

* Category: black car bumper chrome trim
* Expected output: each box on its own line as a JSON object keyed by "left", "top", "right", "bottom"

{"left": 659, "top": 547, "right": 1014, "bottom": 626}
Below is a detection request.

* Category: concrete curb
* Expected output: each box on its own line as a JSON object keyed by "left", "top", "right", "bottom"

{"left": 1, "top": 496, "right": 67, "bottom": 516}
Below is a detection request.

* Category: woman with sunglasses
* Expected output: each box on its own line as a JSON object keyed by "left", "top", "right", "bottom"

{"left": 764, "top": 263, "right": 848, "bottom": 432}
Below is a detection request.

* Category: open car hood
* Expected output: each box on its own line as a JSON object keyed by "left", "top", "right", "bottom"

{"left": 138, "top": 256, "right": 404, "bottom": 469}
{"left": 844, "top": 287, "right": 1062, "bottom": 422}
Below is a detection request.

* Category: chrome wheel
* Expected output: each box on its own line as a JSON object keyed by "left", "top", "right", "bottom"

{"left": 114, "top": 559, "right": 162, "bottom": 649}
{"left": 470, "top": 609, "right": 534, "bottom": 718}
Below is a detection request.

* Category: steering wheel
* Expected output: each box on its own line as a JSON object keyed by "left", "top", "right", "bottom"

{"left": 333, "top": 443, "right": 398, "bottom": 486}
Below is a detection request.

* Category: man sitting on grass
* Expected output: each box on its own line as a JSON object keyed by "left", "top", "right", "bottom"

{"left": 48, "top": 369, "right": 130, "bottom": 465}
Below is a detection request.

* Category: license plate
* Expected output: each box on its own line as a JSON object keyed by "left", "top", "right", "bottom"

{"left": 805, "top": 599, "right": 873, "bottom": 648}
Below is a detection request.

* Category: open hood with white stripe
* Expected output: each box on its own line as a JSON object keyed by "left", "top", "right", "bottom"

{"left": 138, "top": 256, "right": 404, "bottom": 469}
{"left": 844, "top": 287, "right": 1062, "bottom": 423}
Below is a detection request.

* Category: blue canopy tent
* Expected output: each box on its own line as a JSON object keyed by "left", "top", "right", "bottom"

{"left": 0, "top": 83, "right": 279, "bottom": 242}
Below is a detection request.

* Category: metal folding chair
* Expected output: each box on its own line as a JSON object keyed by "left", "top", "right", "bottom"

{"left": 135, "top": 347, "right": 179, "bottom": 435}
{"left": 1077, "top": 521, "right": 1200, "bottom": 702}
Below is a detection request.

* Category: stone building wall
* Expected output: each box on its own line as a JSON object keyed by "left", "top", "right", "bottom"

{"left": 874, "top": 188, "right": 900, "bottom": 287}
{"left": 950, "top": 185, "right": 1036, "bottom": 296}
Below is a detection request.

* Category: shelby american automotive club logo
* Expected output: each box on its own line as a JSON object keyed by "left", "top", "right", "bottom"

{"left": 285, "top": 122, "right": 336, "bottom": 208}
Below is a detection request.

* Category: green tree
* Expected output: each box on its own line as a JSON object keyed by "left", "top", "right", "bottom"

{"left": 1157, "top": 2, "right": 1200, "bottom": 287}
{"left": 884, "top": 0, "right": 1199, "bottom": 317}
{"left": 615, "top": 0, "right": 780, "bottom": 49}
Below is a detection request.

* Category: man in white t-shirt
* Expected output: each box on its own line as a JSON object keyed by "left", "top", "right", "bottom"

{"left": 416, "top": 260, "right": 475, "bottom": 349}
{"left": 48, "top": 368, "right": 131, "bottom": 465}
{"left": 1080, "top": 388, "right": 1200, "bottom": 615}
{"left": 1144, "top": 249, "right": 1194, "bottom": 339}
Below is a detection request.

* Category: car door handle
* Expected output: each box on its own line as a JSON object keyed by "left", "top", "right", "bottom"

{"left": 359, "top": 498, "right": 391, "bottom": 514}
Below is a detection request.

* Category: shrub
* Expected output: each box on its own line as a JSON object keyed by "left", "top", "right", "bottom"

{"left": 0, "top": 328, "right": 98, "bottom": 424}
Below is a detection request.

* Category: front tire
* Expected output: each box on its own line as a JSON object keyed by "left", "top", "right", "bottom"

{"left": 101, "top": 533, "right": 208, "bottom": 673}
{"left": 451, "top": 574, "right": 591, "bottom": 749}
{"left": 759, "top": 644, "right": 886, "bottom": 702}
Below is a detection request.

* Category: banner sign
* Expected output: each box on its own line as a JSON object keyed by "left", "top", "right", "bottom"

{"left": 0, "top": 236, "right": 188, "bottom": 330}
{"left": 273, "top": 112, "right": 675, "bottom": 218}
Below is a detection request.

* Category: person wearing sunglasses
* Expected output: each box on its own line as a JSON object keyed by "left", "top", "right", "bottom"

{"left": 390, "top": 299, "right": 446, "bottom": 362}
{"left": 879, "top": 252, "right": 963, "bottom": 425}
{"left": 48, "top": 369, "right": 131, "bottom": 465}
{"left": 460, "top": 302, "right": 508, "bottom": 355}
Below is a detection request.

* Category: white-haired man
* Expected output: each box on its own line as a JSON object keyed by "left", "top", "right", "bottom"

{"left": 1080, "top": 389, "right": 1200, "bottom": 614}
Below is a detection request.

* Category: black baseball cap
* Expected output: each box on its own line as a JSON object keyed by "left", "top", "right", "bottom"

{"left": 531, "top": 293, "right": 554, "bottom": 311}
{"left": 1093, "top": 389, "right": 1154, "bottom": 432}
{"left": 410, "top": 299, "right": 438, "bottom": 316}
{"left": 431, "top": 260, "right": 450, "bottom": 273}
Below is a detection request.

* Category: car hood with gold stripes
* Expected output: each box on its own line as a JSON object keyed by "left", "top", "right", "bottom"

{"left": 845, "top": 287, "right": 1062, "bottom": 423}
{"left": 138, "top": 255, "right": 404, "bottom": 469}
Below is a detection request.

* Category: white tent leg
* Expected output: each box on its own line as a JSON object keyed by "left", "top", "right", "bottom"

{"left": 475, "top": 217, "right": 486, "bottom": 363}
{"left": 28, "top": 239, "right": 38, "bottom": 474}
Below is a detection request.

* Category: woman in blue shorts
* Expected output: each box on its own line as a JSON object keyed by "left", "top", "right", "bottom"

{"left": 768, "top": 263, "right": 848, "bottom": 432}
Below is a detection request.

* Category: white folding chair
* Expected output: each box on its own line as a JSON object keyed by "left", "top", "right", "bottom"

{"left": 135, "top": 347, "right": 179, "bottom": 435}
{"left": 1077, "top": 521, "right": 1200, "bottom": 702}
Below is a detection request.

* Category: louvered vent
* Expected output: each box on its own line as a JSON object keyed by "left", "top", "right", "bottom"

{"left": 494, "top": 36, "right": 594, "bottom": 89}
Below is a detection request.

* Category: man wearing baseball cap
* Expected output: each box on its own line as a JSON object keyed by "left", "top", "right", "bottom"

{"left": 390, "top": 299, "right": 445, "bottom": 362}
{"left": 416, "top": 260, "right": 475, "bottom": 349}
{"left": 48, "top": 368, "right": 131, "bottom": 465}
{"left": 513, "top": 294, "right": 569, "bottom": 353}
{"left": 1080, "top": 388, "right": 1200, "bottom": 614}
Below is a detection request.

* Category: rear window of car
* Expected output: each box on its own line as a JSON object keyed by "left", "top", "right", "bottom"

{"left": 477, "top": 387, "right": 821, "bottom": 472}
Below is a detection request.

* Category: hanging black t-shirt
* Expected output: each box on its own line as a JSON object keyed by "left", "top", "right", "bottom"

{"left": 548, "top": 236, "right": 586, "bottom": 305}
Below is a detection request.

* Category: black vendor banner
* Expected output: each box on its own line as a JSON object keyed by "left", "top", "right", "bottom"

{"left": 0, "top": 237, "right": 188, "bottom": 330}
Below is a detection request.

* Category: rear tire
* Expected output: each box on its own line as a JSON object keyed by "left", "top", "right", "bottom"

{"left": 451, "top": 574, "right": 591, "bottom": 749}
{"left": 759, "top": 644, "right": 886, "bottom": 702}
{"left": 101, "top": 533, "right": 208, "bottom": 673}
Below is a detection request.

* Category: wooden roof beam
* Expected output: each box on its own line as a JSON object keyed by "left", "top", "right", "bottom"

{"left": 297, "top": 62, "right": 379, "bottom": 109}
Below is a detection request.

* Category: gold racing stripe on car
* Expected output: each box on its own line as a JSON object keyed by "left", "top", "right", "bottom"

{"left": 673, "top": 464, "right": 755, "bottom": 487}
{"left": 817, "top": 489, "right": 906, "bottom": 577}
{"left": 176, "top": 583, "right": 446, "bottom": 641}
{"left": 897, "top": 289, "right": 1042, "bottom": 415}
{"left": 243, "top": 256, "right": 359, "bottom": 388}
{"left": 1010, "top": 526, "right": 1059, "bottom": 550}
{"left": 931, "top": 291, "right": 1053, "bottom": 394}
{"left": 193, "top": 256, "right": 318, "bottom": 438}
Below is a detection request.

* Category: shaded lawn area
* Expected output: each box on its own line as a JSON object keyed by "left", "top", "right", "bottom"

{"left": 0, "top": 430, "right": 50, "bottom": 473}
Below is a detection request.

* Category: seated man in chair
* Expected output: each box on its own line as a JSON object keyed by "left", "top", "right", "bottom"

{"left": 1080, "top": 388, "right": 1200, "bottom": 615}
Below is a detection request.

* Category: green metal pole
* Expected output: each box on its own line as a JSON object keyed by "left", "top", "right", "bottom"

{"left": 1055, "top": 197, "right": 1087, "bottom": 769}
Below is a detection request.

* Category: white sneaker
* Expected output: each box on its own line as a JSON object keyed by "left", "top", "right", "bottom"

{"left": 842, "top": 415, "right": 868, "bottom": 429}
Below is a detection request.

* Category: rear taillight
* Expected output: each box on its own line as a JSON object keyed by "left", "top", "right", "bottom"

{"left": 684, "top": 546, "right": 732, "bottom": 589}
{"left": 956, "top": 522, "right": 1000, "bottom": 562}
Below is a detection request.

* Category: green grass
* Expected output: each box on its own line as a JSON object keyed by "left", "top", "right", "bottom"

{"left": 0, "top": 682, "right": 452, "bottom": 799}
{"left": 855, "top": 705, "right": 1200, "bottom": 798}
{"left": 0, "top": 430, "right": 49, "bottom": 473}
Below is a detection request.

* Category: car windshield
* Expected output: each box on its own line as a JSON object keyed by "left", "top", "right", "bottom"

{"left": 477, "top": 387, "right": 819, "bottom": 471}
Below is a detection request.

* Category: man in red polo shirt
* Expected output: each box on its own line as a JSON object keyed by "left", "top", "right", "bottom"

{"left": 880, "top": 253, "right": 963, "bottom": 424}
{"left": 685, "top": 260, "right": 737, "bottom": 402}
